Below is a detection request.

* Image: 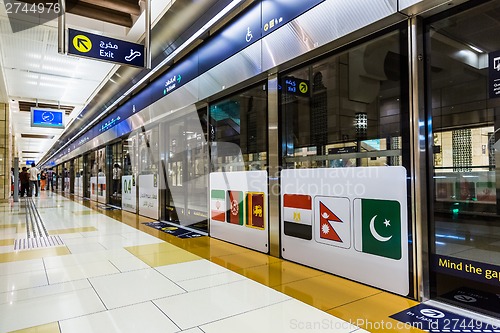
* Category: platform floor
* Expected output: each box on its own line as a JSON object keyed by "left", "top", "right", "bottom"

{"left": 0, "top": 191, "right": 425, "bottom": 333}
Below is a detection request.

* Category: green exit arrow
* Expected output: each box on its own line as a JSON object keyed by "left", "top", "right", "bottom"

{"left": 177, "top": 75, "right": 182, "bottom": 83}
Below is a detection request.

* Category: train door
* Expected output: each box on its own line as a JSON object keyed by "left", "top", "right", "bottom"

{"left": 208, "top": 83, "right": 269, "bottom": 251}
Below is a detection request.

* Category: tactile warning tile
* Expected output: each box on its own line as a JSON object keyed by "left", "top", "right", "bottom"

{"left": 8, "top": 322, "right": 60, "bottom": 333}
{"left": 14, "top": 235, "right": 65, "bottom": 251}
{"left": 327, "top": 292, "right": 425, "bottom": 333}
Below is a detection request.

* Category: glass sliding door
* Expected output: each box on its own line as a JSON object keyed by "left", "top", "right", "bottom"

{"left": 96, "top": 148, "right": 107, "bottom": 204}
{"left": 281, "top": 30, "right": 406, "bottom": 170}
{"left": 165, "top": 107, "right": 209, "bottom": 231}
{"left": 109, "top": 142, "right": 123, "bottom": 207}
{"left": 210, "top": 84, "right": 268, "bottom": 172}
{"left": 279, "top": 28, "right": 412, "bottom": 296}
{"left": 426, "top": 1, "right": 500, "bottom": 317}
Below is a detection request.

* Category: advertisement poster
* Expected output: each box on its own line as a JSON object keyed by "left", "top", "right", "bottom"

{"left": 121, "top": 175, "right": 137, "bottom": 213}
{"left": 139, "top": 174, "right": 158, "bottom": 220}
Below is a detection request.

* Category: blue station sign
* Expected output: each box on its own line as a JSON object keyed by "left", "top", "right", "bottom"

{"left": 68, "top": 28, "right": 144, "bottom": 68}
{"left": 31, "top": 108, "right": 65, "bottom": 129}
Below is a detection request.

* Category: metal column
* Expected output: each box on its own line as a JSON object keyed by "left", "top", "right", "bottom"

{"left": 267, "top": 74, "right": 280, "bottom": 257}
{"left": 409, "top": 16, "right": 430, "bottom": 301}
{"left": 13, "top": 157, "right": 19, "bottom": 202}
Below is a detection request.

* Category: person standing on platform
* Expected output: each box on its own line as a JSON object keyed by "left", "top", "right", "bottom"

{"left": 10, "top": 167, "right": 14, "bottom": 196}
{"left": 20, "top": 167, "right": 29, "bottom": 197}
{"left": 29, "top": 162, "right": 40, "bottom": 197}
{"left": 40, "top": 170, "right": 47, "bottom": 191}
{"left": 47, "top": 169, "right": 54, "bottom": 191}
{"left": 112, "top": 163, "right": 122, "bottom": 196}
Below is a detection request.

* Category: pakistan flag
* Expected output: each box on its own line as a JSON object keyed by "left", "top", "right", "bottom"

{"left": 361, "top": 199, "right": 401, "bottom": 260}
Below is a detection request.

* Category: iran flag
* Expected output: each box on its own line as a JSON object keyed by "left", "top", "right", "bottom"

{"left": 211, "top": 189, "right": 226, "bottom": 222}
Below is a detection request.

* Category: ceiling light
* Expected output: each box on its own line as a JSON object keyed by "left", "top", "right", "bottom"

{"left": 41, "top": 0, "right": 245, "bottom": 165}
{"left": 469, "top": 44, "right": 484, "bottom": 53}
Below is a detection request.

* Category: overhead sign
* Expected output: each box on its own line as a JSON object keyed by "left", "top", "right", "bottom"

{"left": 489, "top": 50, "right": 500, "bottom": 98}
{"left": 281, "top": 77, "right": 310, "bottom": 96}
{"left": 31, "top": 107, "right": 64, "bottom": 129}
{"left": 25, "top": 160, "right": 35, "bottom": 166}
{"left": 68, "top": 28, "right": 144, "bottom": 68}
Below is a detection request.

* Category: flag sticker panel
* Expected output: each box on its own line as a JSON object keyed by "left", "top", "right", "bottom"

{"left": 354, "top": 198, "right": 402, "bottom": 260}
{"left": 227, "top": 190, "right": 244, "bottom": 225}
{"left": 283, "top": 194, "right": 312, "bottom": 240}
{"left": 211, "top": 190, "right": 226, "bottom": 222}
{"left": 247, "top": 192, "right": 265, "bottom": 229}
{"left": 314, "top": 196, "right": 351, "bottom": 249}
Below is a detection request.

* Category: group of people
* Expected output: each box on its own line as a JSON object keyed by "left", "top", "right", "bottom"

{"left": 11, "top": 163, "right": 54, "bottom": 197}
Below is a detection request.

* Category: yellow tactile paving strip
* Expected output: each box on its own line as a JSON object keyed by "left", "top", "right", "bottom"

{"left": 60, "top": 193, "right": 426, "bottom": 333}
{"left": 9, "top": 322, "right": 60, "bottom": 333}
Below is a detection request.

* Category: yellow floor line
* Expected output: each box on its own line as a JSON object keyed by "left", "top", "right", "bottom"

{"left": 8, "top": 322, "right": 60, "bottom": 333}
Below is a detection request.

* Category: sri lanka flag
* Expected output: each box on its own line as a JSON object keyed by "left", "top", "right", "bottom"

{"left": 283, "top": 194, "right": 312, "bottom": 240}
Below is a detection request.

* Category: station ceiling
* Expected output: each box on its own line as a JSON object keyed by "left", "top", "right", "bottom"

{"left": 0, "top": 0, "right": 173, "bottom": 166}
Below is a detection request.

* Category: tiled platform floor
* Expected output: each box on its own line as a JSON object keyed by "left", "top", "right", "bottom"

{"left": 0, "top": 191, "right": 424, "bottom": 333}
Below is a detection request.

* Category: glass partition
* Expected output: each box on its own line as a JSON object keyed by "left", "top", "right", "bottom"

{"left": 280, "top": 30, "right": 405, "bottom": 169}
{"left": 165, "top": 108, "right": 209, "bottom": 231}
{"left": 209, "top": 83, "right": 268, "bottom": 171}
{"left": 109, "top": 142, "right": 123, "bottom": 207}
{"left": 427, "top": 1, "right": 500, "bottom": 317}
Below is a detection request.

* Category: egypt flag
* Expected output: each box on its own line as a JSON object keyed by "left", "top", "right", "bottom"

{"left": 247, "top": 192, "right": 265, "bottom": 229}
{"left": 227, "top": 190, "right": 244, "bottom": 225}
{"left": 283, "top": 194, "right": 312, "bottom": 240}
{"left": 355, "top": 198, "right": 402, "bottom": 260}
{"left": 211, "top": 190, "right": 226, "bottom": 222}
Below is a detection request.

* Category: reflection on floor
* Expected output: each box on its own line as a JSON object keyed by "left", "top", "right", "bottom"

{"left": 0, "top": 191, "right": 423, "bottom": 333}
{"left": 435, "top": 218, "right": 500, "bottom": 265}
